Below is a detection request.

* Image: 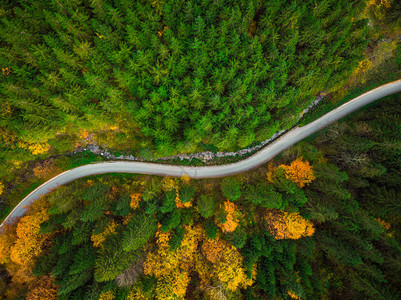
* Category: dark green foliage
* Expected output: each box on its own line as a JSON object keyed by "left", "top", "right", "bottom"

{"left": 204, "top": 218, "right": 218, "bottom": 239}
{"left": 257, "top": 257, "right": 276, "bottom": 295}
{"left": 80, "top": 195, "right": 109, "bottom": 222}
{"left": 160, "top": 190, "right": 176, "bottom": 213}
{"left": 95, "top": 235, "right": 141, "bottom": 282}
{"left": 226, "top": 227, "right": 248, "bottom": 249}
{"left": 113, "top": 194, "right": 131, "bottom": 216}
{"left": 221, "top": 177, "right": 241, "bottom": 201}
{"left": 160, "top": 210, "right": 181, "bottom": 232}
{"left": 169, "top": 226, "right": 185, "bottom": 251}
{"left": 244, "top": 183, "right": 283, "bottom": 209}
{"left": 58, "top": 268, "right": 92, "bottom": 296}
{"left": 72, "top": 221, "right": 94, "bottom": 245}
{"left": 33, "top": 248, "right": 58, "bottom": 276}
{"left": 179, "top": 184, "right": 195, "bottom": 203}
{"left": 122, "top": 212, "right": 157, "bottom": 252}
{"left": 197, "top": 194, "right": 216, "bottom": 218}
{"left": 242, "top": 235, "right": 264, "bottom": 275}
{"left": 69, "top": 244, "right": 97, "bottom": 275}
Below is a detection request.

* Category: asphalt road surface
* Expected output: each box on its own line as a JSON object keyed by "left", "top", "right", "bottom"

{"left": 2, "top": 79, "right": 401, "bottom": 227}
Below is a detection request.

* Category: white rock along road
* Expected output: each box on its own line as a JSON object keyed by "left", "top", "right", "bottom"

{"left": 1, "top": 79, "right": 401, "bottom": 227}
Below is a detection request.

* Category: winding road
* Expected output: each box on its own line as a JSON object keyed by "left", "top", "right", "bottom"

{"left": 1, "top": 79, "right": 401, "bottom": 227}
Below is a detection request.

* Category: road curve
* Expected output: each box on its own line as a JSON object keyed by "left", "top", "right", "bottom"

{"left": 2, "top": 79, "right": 401, "bottom": 227}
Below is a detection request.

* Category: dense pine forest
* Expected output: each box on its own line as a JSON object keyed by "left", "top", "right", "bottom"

{"left": 0, "top": 0, "right": 370, "bottom": 158}
{"left": 1, "top": 0, "right": 401, "bottom": 299}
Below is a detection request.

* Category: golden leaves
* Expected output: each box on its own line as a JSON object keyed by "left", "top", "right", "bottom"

{"left": 1, "top": 67, "right": 12, "bottom": 76}
{"left": 264, "top": 209, "right": 315, "bottom": 240}
{"left": 27, "top": 143, "right": 51, "bottom": 155}
{"left": 26, "top": 275, "right": 58, "bottom": 300}
{"left": 33, "top": 160, "right": 60, "bottom": 179}
{"left": 130, "top": 193, "right": 142, "bottom": 210}
{"left": 217, "top": 201, "right": 239, "bottom": 233}
{"left": 273, "top": 157, "right": 316, "bottom": 188}
{"left": 144, "top": 225, "right": 203, "bottom": 298}
{"left": 201, "top": 237, "right": 228, "bottom": 264}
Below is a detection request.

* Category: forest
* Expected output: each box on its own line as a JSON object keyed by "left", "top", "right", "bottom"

{"left": 0, "top": 0, "right": 370, "bottom": 160}
{"left": 1, "top": 93, "right": 401, "bottom": 299}
{"left": 1, "top": 0, "right": 401, "bottom": 299}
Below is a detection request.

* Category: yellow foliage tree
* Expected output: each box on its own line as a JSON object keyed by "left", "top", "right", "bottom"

{"left": 0, "top": 181, "right": 4, "bottom": 195}
{"left": 1, "top": 198, "right": 54, "bottom": 298}
{"left": 98, "top": 290, "right": 115, "bottom": 300}
{"left": 10, "top": 199, "right": 52, "bottom": 266}
{"left": 144, "top": 224, "right": 202, "bottom": 299}
{"left": 180, "top": 174, "right": 191, "bottom": 184}
{"left": 287, "top": 290, "right": 302, "bottom": 300}
{"left": 279, "top": 157, "right": 316, "bottom": 188}
{"left": 27, "top": 143, "right": 50, "bottom": 155}
{"left": 214, "top": 245, "right": 255, "bottom": 291}
{"left": 130, "top": 193, "right": 142, "bottom": 210}
{"left": 264, "top": 209, "right": 315, "bottom": 240}
{"left": 144, "top": 223, "right": 254, "bottom": 296}
{"left": 161, "top": 177, "right": 177, "bottom": 192}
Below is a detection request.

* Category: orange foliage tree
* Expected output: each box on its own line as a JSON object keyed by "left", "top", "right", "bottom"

{"left": 1, "top": 198, "right": 55, "bottom": 298}
{"left": 9, "top": 198, "right": 53, "bottom": 266}
{"left": 277, "top": 157, "right": 316, "bottom": 188}
{"left": 33, "top": 159, "right": 60, "bottom": 179}
{"left": 216, "top": 201, "right": 239, "bottom": 233}
{"left": 0, "top": 222, "right": 18, "bottom": 264}
{"left": 26, "top": 275, "right": 58, "bottom": 300}
{"left": 264, "top": 209, "right": 315, "bottom": 240}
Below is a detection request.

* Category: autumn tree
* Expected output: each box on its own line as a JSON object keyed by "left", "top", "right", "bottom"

{"left": 26, "top": 275, "right": 58, "bottom": 300}
{"left": 10, "top": 198, "right": 53, "bottom": 266}
{"left": 216, "top": 201, "right": 240, "bottom": 233}
{"left": 0, "top": 222, "right": 18, "bottom": 264}
{"left": 144, "top": 224, "right": 203, "bottom": 299}
{"left": 278, "top": 157, "right": 316, "bottom": 188}
{"left": 32, "top": 159, "right": 60, "bottom": 179}
{"left": 130, "top": 193, "right": 142, "bottom": 210}
{"left": 264, "top": 209, "right": 315, "bottom": 240}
